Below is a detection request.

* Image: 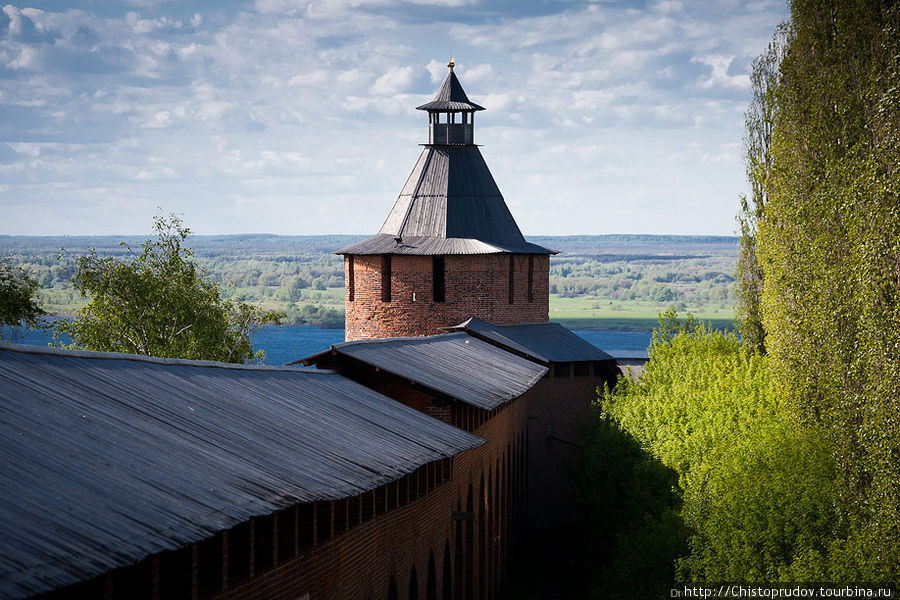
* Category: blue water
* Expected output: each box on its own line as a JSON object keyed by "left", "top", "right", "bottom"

{"left": 3, "top": 323, "right": 651, "bottom": 366}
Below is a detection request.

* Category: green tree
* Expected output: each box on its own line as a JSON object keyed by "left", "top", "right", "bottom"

{"left": 0, "top": 257, "right": 46, "bottom": 337}
{"left": 284, "top": 275, "right": 308, "bottom": 302}
{"left": 735, "top": 30, "right": 784, "bottom": 353}
{"left": 574, "top": 411, "right": 686, "bottom": 599}
{"left": 56, "top": 214, "right": 282, "bottom": 363}
{"left": 599, "top": 313, "right": 839, "bottom": 585}
{"left": 755, "top": 0, "right": 900, "bottom": 581}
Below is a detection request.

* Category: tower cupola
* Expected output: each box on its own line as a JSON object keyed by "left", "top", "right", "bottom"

{"left": 416, "top": 57, "right": 485, "bottom": 146}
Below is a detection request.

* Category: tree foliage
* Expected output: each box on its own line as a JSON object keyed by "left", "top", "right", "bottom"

{"left": 735, "top": 31, "right": 784, "bottom": 353}
{"left": 0, "top": 257, "right": 46, "bottom": 336}
{"left": 56, "top": 214, "right": 282, "bottom": 363}
{"left": 580, "top": 1, "right": 900, "bottom": 589}
{"left": 597, "top": 312, "right": 840, "bottom": 586}
{"left": 754, "top": 0, "right": 900, "bottom": 580}
{"left": 574, "top": 409, "right": 687, "bottom": 599}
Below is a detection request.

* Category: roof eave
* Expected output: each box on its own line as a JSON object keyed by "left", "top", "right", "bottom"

{"left": 415, "top": 102, "right": 486, "bottom": 112}
{"left": 335, "top": 234, "right": 556, "bottom": 256}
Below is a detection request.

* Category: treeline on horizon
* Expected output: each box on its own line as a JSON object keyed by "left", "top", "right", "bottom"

{"left": 0, "top": 233, "right": 738, "bottom": 329}
{"left": 573, "top": 1, "right": 900, "bottom": 596}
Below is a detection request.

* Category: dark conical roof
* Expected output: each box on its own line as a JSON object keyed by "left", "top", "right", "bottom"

{"left": 336, "top": 146, "right": 553, "bottom": 256}
{"left": 416, "top": 59, "right": 485, "bottom": 112}
{"left": 380, "top": 147, "right": 519, "bottom": 241}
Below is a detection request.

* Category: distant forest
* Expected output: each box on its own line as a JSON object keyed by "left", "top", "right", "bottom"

{"left": 0, "top": 234, "right": 738, "bottom": 330}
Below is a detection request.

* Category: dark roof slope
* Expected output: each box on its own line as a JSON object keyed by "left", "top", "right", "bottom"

{"left": 306, "top": 333, "right": 547, "bottom": 410}
{"left": 0, "top": 343, "right": 482, "bottom": 600}
{"left": 416, "top": 68, "right": 485, "bottom": 112}
{"left": 449, "top": 317, "right": 615, "bottom": 364}
{"left": 336, "top": 233, "right": 552, "bottom": 256}
{"left": 336, "top": 147, "right": 554, "bottom": 255}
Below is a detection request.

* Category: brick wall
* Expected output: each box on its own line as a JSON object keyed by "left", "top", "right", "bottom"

{"left": 524, "top": 362, "right": 618, "bottom": 534}
{"left": 212, "top": 401, "right": 528, "bottom": 600}
{"left": 344, "top": 254, "right": 549, "bottom": 341}
{"left": 51, "top": 395, "right": 530, "bottom": 600}
{"left": 43, "top": 362, "right": 612, "bottom": 600}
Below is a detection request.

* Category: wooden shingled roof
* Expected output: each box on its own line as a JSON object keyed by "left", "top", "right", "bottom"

{"left": 448, "top": 317, "right": 616, "bottom": 364}
{"left": 335, "top": 233, "right": 552, "bottom": 256}
{"left": 339, "top": 146, "right": 554, "bottom": 255}
{"left": 0, "top": 343, "right": 483, "bottom": 600}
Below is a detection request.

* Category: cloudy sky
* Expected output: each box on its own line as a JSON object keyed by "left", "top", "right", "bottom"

{"left": 0, "top": 0, "right": 787, "bottom": 237}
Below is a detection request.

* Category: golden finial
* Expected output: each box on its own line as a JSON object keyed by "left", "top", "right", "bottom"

{"left": 448, "top": 56, "right": 455, "bottom": 70}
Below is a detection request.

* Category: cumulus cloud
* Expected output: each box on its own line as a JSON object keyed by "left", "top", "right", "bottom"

{"left": 425, "top": 58, "right": 446, "bottom": 83}
{"left": 459, "top": 62, "right": 493, "bottom": 84}
{"left": 255, "top": 0, "right": 390, "bottom": 16}
{"left": 125, "top": 12, "right": 188, "bottom": 35}
{"left": 255, "top": 0, "right": 475, "bottom": 15}
{"left": 3, "top": 6, "right": 57, "bottom": 44}
{"left": 370, "top": 66, "right": 413, "bottom": 96}
{"left": 0, "top": 0, "right": 786, "bottom": 235}
{"left": 692, "top": 54, "right": 751, "bottom": 89}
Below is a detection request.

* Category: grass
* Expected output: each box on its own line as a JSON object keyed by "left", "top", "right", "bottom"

{"left": 548, "top": 295, "right": 735, "bottom": 331}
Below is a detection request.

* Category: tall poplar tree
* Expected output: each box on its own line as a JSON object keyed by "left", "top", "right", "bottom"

{"left": 755, "top": 0, "right": 900, "bottom": 580}
{"left": 735, "top": 32, "right": 784, "bottom": 353}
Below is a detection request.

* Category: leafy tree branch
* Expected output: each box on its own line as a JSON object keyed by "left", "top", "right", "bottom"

{"left": 56, "top": 213, "right": 282, "bottom": 363}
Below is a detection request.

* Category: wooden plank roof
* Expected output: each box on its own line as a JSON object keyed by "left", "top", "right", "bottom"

{"left": 449, "top": 317, "right": 616, "bottom": 364}
{"left": 0, "top": 343, "right": 482, "bottom": 600}
{"left": 307, "top": 333, "right": 547, "bottom": 410}
{"left": 336, "top": 147, "right": 554, "bottom": 256}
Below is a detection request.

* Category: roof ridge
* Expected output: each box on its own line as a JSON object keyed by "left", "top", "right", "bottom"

{"left": 396, "top": 146, "right": 436, "bottom": 240}
{"left": 0, "top": 341, "right": 325, "bottom": 373}
{"left": 333, "top": 331, "right": 468, "bottom": 349}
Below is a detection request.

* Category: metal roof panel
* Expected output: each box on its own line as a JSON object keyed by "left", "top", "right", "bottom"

{"left": 449, "top": 318, "right": 616, "bottom": 363}
{"left": 335, "top": 233, "right": 555, "bottom": 256}
{"left": 0, "top": 343, "right": 483, "bottom": 599}
{"left": 339, "top": 145, "right": 553, "bottom": 256}
{"left": 328, "top": 333, "right": 547, "bottom": 410}
{"left": 415, "top": 69, "right": 485, "bottom": 112}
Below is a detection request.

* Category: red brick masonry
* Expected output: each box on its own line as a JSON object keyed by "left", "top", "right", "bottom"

{"left": 345, "top": 254, "right": 550, "bottom": 340}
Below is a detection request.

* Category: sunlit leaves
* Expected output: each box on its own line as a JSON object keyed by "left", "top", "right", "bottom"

{"left": 756, "top": 0, "right": 900, "bottom": 581}
{"left": 600, "top": 316, "right": 840, "bottom": 584}
{"left": 0, "top": 257, "right": 46, "bottom": 335}
{"left": 56, "top": 214, "right": 282, "bottom": 363}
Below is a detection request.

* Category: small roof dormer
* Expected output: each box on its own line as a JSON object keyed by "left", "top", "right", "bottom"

{"left": 417, "top": 57, "right": 484, "bottom": 146}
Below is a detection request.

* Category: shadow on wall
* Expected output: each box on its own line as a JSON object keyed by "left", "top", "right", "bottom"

{"left": 500, "top": 408, "right": 686, "bottom": 600}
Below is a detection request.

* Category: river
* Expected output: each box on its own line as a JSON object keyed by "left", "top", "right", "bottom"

{"left": 2, "top": 323, "right": 651, "bottom": 366}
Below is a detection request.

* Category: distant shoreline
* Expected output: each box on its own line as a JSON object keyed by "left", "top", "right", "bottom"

{"left": 37, "top": 315, "right": 734, "bottom": 333}
{"left": 552, "top": 316, "right": 736, "bottom": 332}
{"left": 6, "top": 234, "right": 738, "bottom": 332}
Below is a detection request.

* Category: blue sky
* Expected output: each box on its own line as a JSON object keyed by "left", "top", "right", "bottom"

{"left": 0, "top": 0, "right": 787, "bottom": 236}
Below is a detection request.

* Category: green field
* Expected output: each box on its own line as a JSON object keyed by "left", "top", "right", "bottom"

{"left": 548, "top": 295, "right": 735, "bottom": 331}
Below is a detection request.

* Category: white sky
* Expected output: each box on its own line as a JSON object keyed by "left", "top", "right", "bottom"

{"left": 0, "top": 0, "right": 787, "bottom": 236}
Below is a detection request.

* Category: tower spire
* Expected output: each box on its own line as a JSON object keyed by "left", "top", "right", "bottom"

{"left": 417, "top": 56, "right": 484, "bottom": 145}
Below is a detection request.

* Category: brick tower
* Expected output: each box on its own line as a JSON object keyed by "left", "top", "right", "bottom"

{"left": 338, "top": 58, "right": 554, "bottom": 341}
